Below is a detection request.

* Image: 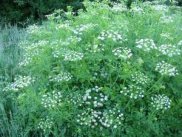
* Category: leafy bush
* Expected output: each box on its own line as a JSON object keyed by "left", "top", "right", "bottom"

{"left": 1, "top": 1, "right": 182, "bottom": 137}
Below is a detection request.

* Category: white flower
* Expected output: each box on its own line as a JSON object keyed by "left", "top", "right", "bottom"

{"left": 53, "top": 49, "right": 84, "bottom": 61}
{"left": 177, "top": 40, "right": 182, "bottom": 46}
{"left": 131, "top": 6, "right": 144, "bottom": 14}
{"left": 120, "top": 85, "right": 145, "bottom": 99}
{"left": 3, "top": 76, "right": 34, "bottom": 92}
{"left": 26, "top": 24, "right": 40, "bottom": 34}
{"left": 38, "top": 117, "right": 54, "bottom": 132}
{"left": 98, "top": 30, "right": 127, "bottom": 43}
{"left": 160, "top": 15, "right": 174, "bottom": 24}
{"left": 158, "top": 44, "right": 181, "bottom": 57}
{"left": 49, "top": 72, "right": 72, "bottom": 82}
{"left": 155, "top": 61, "right": 178, "bottom": 76}
{"left": 160, "top": 33, "right": 173, "bottom": 40}
{"left": 41, "top": 90, "right": 62, "bottom": 109}
{"left": 112, "top": 47, "right": 132, "bottom": 60}
{"left": 151, "top": 94, "right": 171, "bottom": 110}
{"left": 136, "top": 39, "right": 156, "bottom": 52}
{"left": 110, "top": 2, "right": 127, "bottom": 12}
{"left": 72, "top": 23, "right": 97, "bottom": 35}
{"left": 151, "top": 5, "right": 169, "bottom": 12}
{"left": 131, "top": 72, "right": 150, "bottom": 86}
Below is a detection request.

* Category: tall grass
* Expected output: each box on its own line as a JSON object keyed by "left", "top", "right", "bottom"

{"left": 0, "top": 25, "right": 27, "bottom": 137}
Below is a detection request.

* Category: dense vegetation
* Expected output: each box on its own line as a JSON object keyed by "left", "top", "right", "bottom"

{"left": 0, "top": 0, "right": 182, "bottom": 137}
{"left": 0, "top": 0, "right": 181, "bottom": 24}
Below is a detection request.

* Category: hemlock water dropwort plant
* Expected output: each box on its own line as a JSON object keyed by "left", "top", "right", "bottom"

{"left": 155, "top": 61, "right": 178, "bottom": 76}
{"left": 3, "top": 1, "right": 182, "bottom": 136}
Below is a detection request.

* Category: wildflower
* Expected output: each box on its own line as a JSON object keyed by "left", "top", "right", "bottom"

{"left": 120, "top": 85, "right": 145, "bottom": 99}
{"left": 19, "top": 56, "right": 32, "bottom": 67}
{"left": 177, "top": 40, "right": 182, "bottom": 46}
{"left": 110, "top": 2, "right": 127, "bottom": 12}
{"left": 49, "top": 72, "right": 72, "bottom": 82}
{"left": 53, "top": 49, "right": 84, "bottom": 61}
{"left": 151, "top": 94, "right": 171, "bottom": 110}
{"left": 26, "top": 24, "right": 40, "bottom": 34}
{"left": 131, "top": 6, "right": 144, "bottom": 14}
{"left": 136, "top": 39, "right": 157, "bottom": 52}
{"left": 82, "top": 86, "right": 108, "bottom": 108}
{"left": 160, "top": 33, "right": 173, "bottom": 40}
{"left": 112, "top": 47, "right": 132, "bottom": 60}
{"left": 151, "top": 5, "right": 169, "bottom": 12}
{"left": 100, "top": 108, "right": 124, "bottom": 128}
{"left": 72, "top": 23, "right": 97, "bottom": 35}
{"left": 3, "top": 76, "right": 34, "bottom": 92}
{"left": 131, "top": 72, "right": 150, "bottom": 86}
{"left": 155, "top": 61, "right": 178, "bottom": 76}
{"left": 98, "top": 30, "right": 127, "bottom": 43}
{"left": 77, "top": 107, "right": 124, "bottom": 129}
{"left": 158, "top": 44, "right": 181, "bottom": 57}
{"left": 64, "top": 50, "right": 84, "bottom": 61}
{"left": 160, "top": 15, "right": 174, "bottom": 24}
{"left": 38, "top": 117, "right": 54, "bottom": 132}
{"left": 41, "top": 90, "right": 62, "bottom": 109}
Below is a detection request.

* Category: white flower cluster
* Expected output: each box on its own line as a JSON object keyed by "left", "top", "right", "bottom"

{"left": 72, "top": 23, "right": 97, "bottom": 35}
{"left": 26, "top": 24, "right": 40, "bottom": 34}
{"left": 120, "top": 85, "right": 145, "bottom": 99}
{"left": 151, "top": 5, "right": 169, "bottom": 12}
{"left": 155, "top": 61, "right": 178, "bottom": 76}
{"left": 136, "top": 39, "right": 157, "bottom": 52}
{"left": 38, "top": 117, "right": 54, "bottom": 132}
{"left": 52, "top": 48, "right": 66, "bottom": 58}
{"left": 160, "top": 33, "right": 173, "bottom": 40}
{"left": 66, "top": 36, "right": 82, "bottom": 43}
{"left": 19, "top": 40, "right": 49, "bottom": 67}
{"left": 41, "top": 91, "right": 62, "bottom": 109}
{"left": 151, "top": 94, "right": 171, "bottom": 110}
{"left": 98, "top": 30, "right": 126, "bottom": 42}
{"left": 53, "top": 49, "right": 84, "bottom": 61}
{"left": 77, "top": 107, "right": 124, "bottom": 129}
{"left": 24, "top": 40, "right": 48, "bottom": 51}
{"left": 64, "top": 50, "right": 84, "bottom": 61}
{"left": 77, "top": 109, "right": 102, "bottom": 128}
{"left": 56, "top": 22, "right": 71, "bottom": 30}
{"left": 131, "top": 6, "right": 144, "bottom": 14}
{"left": 112, "top": 47, "right": 132, "bottom": 60}
{"left": 82, "top": 86, "right": 108, "bottom": 108}
{"left": 177, "top": 40, "right": 182, "bottom": 46}
{"left": 3, "top": 76, "right": 34, "bottom": 92}
{"left": 100, "top": 108, "right": 124, "bottom": 129}
{"left": 19, "top": 55, "right": 32, "bottom": 67}
{"left": 160, "top": 15, "right": 174, "bottom": 24}
{"left": 110, "top": 2, "right": 127, "bottom": 12}
{"left": 158, "top": 44, "right": 181, "bottom": 57}
{"left": 67, "top": 92, "right": 82, "bottom": 106}
{"left": 49, "top": 72, "right": 72, "bottom": 83}
{"left": 131, "top": 72, "right": 150, "bottom": 86}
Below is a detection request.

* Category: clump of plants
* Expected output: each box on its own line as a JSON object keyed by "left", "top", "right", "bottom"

{"left": 1, "top": 1, "right": 182, "bottom": 137}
